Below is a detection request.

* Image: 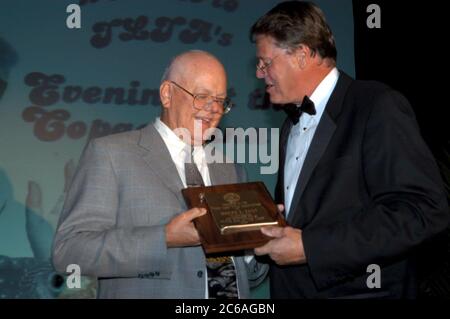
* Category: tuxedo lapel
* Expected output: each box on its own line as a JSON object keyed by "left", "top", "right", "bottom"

{"left": 138, "top": 124, "right": 186, "bottom": 206}
{"left": 287, "top": 113, "right": 336, "bottom": 224}
{"left": 275, "top": 118, "right": 293, "bottom": 208}
{"left": 286, "top": 72, "right": 353, "bottom": 225}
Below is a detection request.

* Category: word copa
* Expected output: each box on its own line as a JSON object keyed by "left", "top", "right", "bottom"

{"left": 22, "top": 107, "right": 145, "bottom": 142}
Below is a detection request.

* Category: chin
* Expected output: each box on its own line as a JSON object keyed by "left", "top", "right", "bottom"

{"left": 201, "top": 122, "right": 211, "bottom": 131}
{"left": 268, "top": 92, "right": 282, "bottom": 104}
{"left": 202, "top": 129, "right": 213, "bottom": 141}
{"left": 270, "top": 95, "right": 292, "bottom": 105}
{"left": 204, "top": 122, "right": 220, "bottom": 134}
{"left": 269, "top": 97, "right": 284, "bottom": 105}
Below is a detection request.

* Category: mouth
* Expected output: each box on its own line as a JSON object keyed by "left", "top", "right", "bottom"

{"left": 194, "top": 116, "right": 212, "bottom": 125}
{"left": 266, "top": 83, "right": 275, "bottom": 92}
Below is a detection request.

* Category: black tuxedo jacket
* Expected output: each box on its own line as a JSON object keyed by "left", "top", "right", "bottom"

{"left": 271, "top": 72, "right": 449, "bottom": 298}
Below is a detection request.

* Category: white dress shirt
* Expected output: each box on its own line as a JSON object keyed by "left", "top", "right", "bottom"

{"left": 154, "top": 118, "right": 239, "bottom": 298}
{"left": 154, "top": 118, "right": 211, "bottom": 187}
{"left": 284, "top": 68, "right": 339, "bottom": 217}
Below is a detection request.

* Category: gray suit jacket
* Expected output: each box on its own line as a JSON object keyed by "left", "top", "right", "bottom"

{"left": 52, "top": 124, "right": 267, "bottom": 298}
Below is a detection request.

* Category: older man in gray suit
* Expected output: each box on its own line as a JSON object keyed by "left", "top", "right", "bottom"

{"left": 52, "top": 50, "right": 267, "bottom": 298}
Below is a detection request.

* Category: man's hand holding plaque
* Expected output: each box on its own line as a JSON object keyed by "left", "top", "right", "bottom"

{"left": 182, "top": 182, "right": 286, "bottom": 254}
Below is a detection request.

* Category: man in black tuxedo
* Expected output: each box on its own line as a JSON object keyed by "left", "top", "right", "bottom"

{"left": 252, "top": 1, "right": 449, "bottom": 298}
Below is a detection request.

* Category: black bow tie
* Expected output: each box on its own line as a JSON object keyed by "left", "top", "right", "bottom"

{"left": 284, "top": 96, "right": 316, "bottom": 125}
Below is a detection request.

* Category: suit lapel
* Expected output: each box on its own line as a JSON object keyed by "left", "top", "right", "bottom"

{"left": 287, "top": 113, "right": 336, "bottom": 224}
{"left": 138, "top": 124, "right": 186, "bottom": 206}
{"left": 208, "top": 159, "right": 236, "bottom": 185}
{"left": 205, "top": 143, "right": 235, "bottom": 185}
{"left": 275, "top": 118, "right": 293, "bottom": 209}
{"left": 286, "top": 72, "right": 353, "bottom": 225}
{"left": 208, "top": 163, "right": 223, "bottom": 185}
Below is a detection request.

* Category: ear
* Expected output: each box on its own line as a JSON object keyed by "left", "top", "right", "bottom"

{"left": 299, "top": 52, "right": 306, "bottom": 69}
{"left": 296, "top": 45, "right": 310, "bottom": 69}
{"left": 160, "top": 81, "right": 172, "bottom": 109}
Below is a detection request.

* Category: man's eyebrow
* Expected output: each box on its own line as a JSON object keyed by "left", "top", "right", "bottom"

{"left": 193, "top": 88, "right": 227, "bottom": 97}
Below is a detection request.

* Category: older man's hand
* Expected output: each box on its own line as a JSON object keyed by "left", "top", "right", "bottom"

{"left": 165, "top": 207, "right": 207, "bottom": 247}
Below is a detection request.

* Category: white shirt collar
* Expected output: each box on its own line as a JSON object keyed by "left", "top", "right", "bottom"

{"left": 296, "top": 67, "right": 339, "bottom": 127}
{"left": 154, "top": 117, "right": 187, "bottom": 161}
{"left": 153, "top": 117, "right": 205, "bottom": 164}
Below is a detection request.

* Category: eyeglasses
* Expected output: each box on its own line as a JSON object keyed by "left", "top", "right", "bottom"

{"left": 256, "top": 55, "right": 279, "bottom": 73}
{"left": 170, "top": 81, "right": 233, "bottom": 114}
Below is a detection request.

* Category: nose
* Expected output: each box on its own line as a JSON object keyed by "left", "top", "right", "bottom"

{"left": 256, "top": 68, "right": 265, "bottom": 79}
{"left": 204, "top": 99, "right": 223, "bottom": 114}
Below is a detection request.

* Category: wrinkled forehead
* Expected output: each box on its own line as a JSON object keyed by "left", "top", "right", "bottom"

{"left": 189, "top": 74, "right": 227, "bottom": 97}
{"left": 179, "top": 61, "right": 227, "bottom": 96}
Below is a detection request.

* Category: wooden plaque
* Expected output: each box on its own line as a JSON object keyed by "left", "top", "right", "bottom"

{"left": 182, "top": 181, "right": 286, "bottom": 254}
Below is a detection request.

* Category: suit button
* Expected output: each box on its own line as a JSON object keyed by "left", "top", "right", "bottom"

{"left": 197, "top": 271, "right": 203, "bottom": 278}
